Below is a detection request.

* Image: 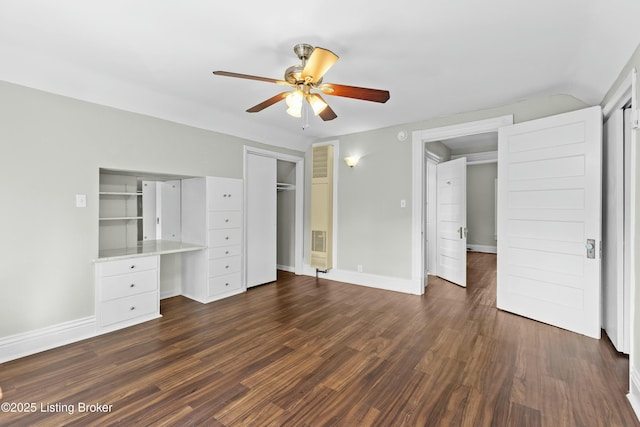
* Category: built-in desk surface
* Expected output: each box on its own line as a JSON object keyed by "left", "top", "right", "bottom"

{"left": 95, "top": 240, "right": 206, "bottom": 262}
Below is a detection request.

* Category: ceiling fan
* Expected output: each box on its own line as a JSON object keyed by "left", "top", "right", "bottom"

{"left": 213, "top": 43, "right": 390, "bottom": 123}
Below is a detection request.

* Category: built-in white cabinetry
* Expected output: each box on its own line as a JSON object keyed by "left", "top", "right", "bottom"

{"left": 96, "top": 170, "right": 244, "bottom": 335}
{"left": 181, "top": 177, "right": 244, "bottom": 303}
{"left": 95, "top": 255, "right": 160, "bottom": 333}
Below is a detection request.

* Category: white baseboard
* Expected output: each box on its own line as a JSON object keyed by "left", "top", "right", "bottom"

{"left": 0, "top": 316, "right": 96, "bottom": 364}
{"left": 277, "top": 264, "right": 295, "bottom": 273}
{"left": 303, "top": 264, "right": 421, "bottom": 295}
{"left": 467, "top": 244, "right": 497, "bottom": 254}
{"left": 628, "top": 367, "right": 640, "bottom": 422}
{"left": 160, "top": 289, "right": 182, "bottom": 300}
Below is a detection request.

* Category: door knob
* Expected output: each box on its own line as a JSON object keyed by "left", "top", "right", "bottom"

{"left": 586, "top": 239, "right": 596, "bottom": 259}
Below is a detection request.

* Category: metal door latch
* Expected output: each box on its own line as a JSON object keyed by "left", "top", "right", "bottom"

{"left": 586, "top": 239, "right": 595, "bottom": 259}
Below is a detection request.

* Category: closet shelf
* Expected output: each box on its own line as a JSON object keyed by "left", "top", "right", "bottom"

{"left": 99, "top": 216, "right": 143, "bottom": 221}
{"left": 276, "top": 182, "right": 295, "bottom": 192}
{"left": 99, "top": 192, "right": 143, "bottom": 196}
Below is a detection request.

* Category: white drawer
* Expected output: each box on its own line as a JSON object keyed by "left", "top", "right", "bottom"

{"left": 209, "top": 256, "right": 241, "bottom": 276}
{"left": 99, "top": 269, "right": 158, "bottom": 302}
{"left": 208, "top": 211, "right": 241, "bottom": 229}
{"left": 208, "top": 228, "right": 241, "bottom": 247}
{"left": 207, "top": 178, "right": 242, "bottom": 211}
{"left": 209, "top": 245, "right": 241, "bottom": 259}
{"left": 98, "top": 256, "right": 158, "bottom": 277}
{"left": 99, "top": 291, "right": 158, "bottom": 327}
{"left": 208, "top": 273, "right": 242, "bottom": 296}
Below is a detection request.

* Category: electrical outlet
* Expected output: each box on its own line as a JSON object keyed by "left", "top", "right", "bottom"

{"left": 357, "top": 264, "right": 363, "bottom": 273}
{"left": 400, "top": 199, "right": 406, "bottom": 208}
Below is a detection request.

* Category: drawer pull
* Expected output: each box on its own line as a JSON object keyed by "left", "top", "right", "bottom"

{"left": 225, "top": 236, "right": 229, "bottom": 240}
{"left": 225, "top": 283, "right": 229, "bottom": 286}
{"left": 130, "top": 306, "right": 136, "bottom": 311}
{"left": 225, "top": 265, "right": 229, "bottom": 269}
{"left": 225, "top": 251, "right": 229, "bottom": 255}
{"left": 130, "top": 283, "right": 135, "bottom": 288}
{"left": 225, "top": 219, "right": 229, "bottom": 223}
{"left": 130, "top": 265, "right": 135, "bottom": 270}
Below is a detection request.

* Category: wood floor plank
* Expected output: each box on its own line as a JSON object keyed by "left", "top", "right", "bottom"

{"left": 0, "top": 253, "right": 636, "bottom": 426}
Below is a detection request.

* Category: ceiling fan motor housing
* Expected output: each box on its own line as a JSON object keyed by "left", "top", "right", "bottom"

{"left": 286, "top": 44, "right": 322, "bottom": 86}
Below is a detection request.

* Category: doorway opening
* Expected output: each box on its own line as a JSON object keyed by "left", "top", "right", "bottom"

{"left": 244, "top": 146, "right": 304, "bottom": 288}
{"left": 423, "top": 134, "right": 499, "bottom": 286}
{"left": 411, "top": 115, "right": 513, "bottom": 293}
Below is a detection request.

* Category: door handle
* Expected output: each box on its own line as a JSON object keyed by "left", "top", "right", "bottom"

{"left": 586, "top": 239, "right": 595, "bottom": 259}
{"left": 459, "top": 227, "right": 468, "bottom": 239}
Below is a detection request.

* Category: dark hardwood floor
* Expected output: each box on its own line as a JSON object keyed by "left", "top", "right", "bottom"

{"left": 0, "top": 252, "right": 636, "bottom": 426}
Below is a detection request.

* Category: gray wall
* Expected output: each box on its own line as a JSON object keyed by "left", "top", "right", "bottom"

{"left": 0, "top": 81, "right": 302, "bottom": 337}
{"left": 467, "top": 163, "right": 498, "bottom": 248}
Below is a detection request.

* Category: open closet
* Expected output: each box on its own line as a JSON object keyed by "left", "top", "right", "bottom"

{"left": 245, "top": 150, "right": 299, "bottom": 288}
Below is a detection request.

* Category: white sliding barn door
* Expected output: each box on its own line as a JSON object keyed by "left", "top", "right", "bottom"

{"left": 436, "top": 157, "right": 467, "bottom": 287}
{"left": 497, "top": 106, "right": 602, "bottom": 338}
{"left": 246, "top": 153, "right": 277, "bottom": 288}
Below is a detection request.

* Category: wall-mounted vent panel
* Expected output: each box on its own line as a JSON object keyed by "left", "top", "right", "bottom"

{"left": 313, "top": 146, "right": 329, "bottom": 179}
{"left": 310, "top": 145, "right": 334, "bottom": 270}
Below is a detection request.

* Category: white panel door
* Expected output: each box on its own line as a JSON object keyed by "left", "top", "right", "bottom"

{"left": 246, "top": 153, "right": 277, "bottom": 288}
{"left": 436, "top": 157, "right": 467, "bottom": 287}
{"left": 602, "top": 108, "right": 625, "bottom": 351}
{"left": 497, "top": 106, "right": 602, "bottom": 339}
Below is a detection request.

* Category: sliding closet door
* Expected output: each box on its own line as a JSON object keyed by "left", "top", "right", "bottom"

{"left": 246, "top": 153, "right": 277, "bottom": 287}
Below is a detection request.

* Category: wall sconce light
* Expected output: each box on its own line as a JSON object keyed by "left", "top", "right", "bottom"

{"left": 344, "top": 156, "right": 360, "bottom": 168}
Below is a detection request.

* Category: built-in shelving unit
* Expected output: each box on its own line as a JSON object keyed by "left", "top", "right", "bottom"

{"left": 98, "top": 194, "right": 143, "bottom": 220}
{"left": 98, "top": 172, "right": 143, "bottom": 250}
{"left": 95, "top": 168, "right": 244, "bottom": 335}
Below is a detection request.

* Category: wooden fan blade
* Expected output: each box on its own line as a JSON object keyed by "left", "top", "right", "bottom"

{"left": 213, "top": 71, "right": 290, "bottom": 86}
{"left": 301, "top": 47, "right": 339, "bottom": 83}
{"left": 318, "top": 83, "right": 390, "bottom": 103}
{"left": 246, "top": 92, "right": 290, "bottom": 113}
{"left": 309, "top": 94, "right": 337, "bottom": 121}
{"left": 318, "top": 104, "right": 337, "bottom": 121}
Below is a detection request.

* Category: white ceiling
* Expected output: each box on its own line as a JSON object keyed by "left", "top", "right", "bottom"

{"left": 1, "top": 1, "right": 639, "bottom": 151}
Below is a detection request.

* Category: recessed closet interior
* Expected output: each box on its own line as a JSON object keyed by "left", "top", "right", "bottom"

{"left": 277, "top": 159, "right": 296, "bottom": 272}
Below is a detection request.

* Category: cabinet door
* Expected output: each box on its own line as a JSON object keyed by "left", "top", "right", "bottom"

{"left": 207, "top": 178, "right": 242, "bottom": 211}
{"left": 142, "top": 181, "right": 158, "bottom": 241}
{"left": 246, "top": 153, "right": 277, "bottom": 287}
{"left": 158, "top": 180, "right": 181, "bottom": 241}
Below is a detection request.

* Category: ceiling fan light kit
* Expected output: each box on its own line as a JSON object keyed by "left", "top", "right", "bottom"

{"left": 213, "top": 43, "right": 390, "bottom": 126}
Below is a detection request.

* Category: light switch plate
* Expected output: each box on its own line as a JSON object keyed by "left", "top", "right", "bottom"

{"left": 400, "top": 199, "right": 406, "bottom": 208}
{"left": 76, "top": 194, "right": 87, "bottom": 208}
